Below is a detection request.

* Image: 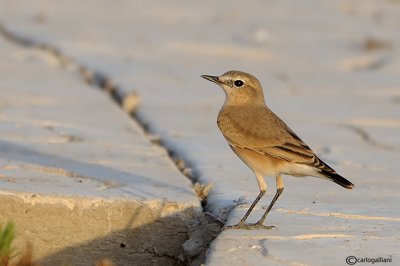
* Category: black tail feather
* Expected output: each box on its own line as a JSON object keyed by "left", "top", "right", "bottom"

{"left": 322, "top": 171, "right": 354, "bottom": 189}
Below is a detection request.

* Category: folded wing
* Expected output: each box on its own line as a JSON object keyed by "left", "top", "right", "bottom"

{"left": 218, "top": 106, "right": 354, "bottom": 189}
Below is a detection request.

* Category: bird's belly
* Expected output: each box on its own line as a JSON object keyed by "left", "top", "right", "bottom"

{"left": 281, "top": 163, "right": 319, "bottom": 177}
{"left": 230, "top": 145, "right": 284, "bottom": 176}
{"left": 230, "top": 145, "right": 319, "bottom": 178}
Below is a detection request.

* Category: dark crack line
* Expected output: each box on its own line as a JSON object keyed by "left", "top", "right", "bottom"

{"left": 0, "top": 24, "right": 212, "bottom": 200}
{"left": 343, "top": 124, "right": 396, "bottom": 151}
{"left": 0, "top": 24, "right": 195, "bottom": 183}
{"left": 0, "top": 23, "right": 222, "bottom": 265}
{"left": 0, "top": 24, "right": 134, "bottom": 110}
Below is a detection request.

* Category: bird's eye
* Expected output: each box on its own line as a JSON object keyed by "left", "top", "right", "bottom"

{"left": 234, "top": 80, "right": 244, "bottom": 87}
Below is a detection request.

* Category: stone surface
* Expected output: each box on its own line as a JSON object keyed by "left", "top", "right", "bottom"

{"left": 1, "top": 0, "right": 399, "bottom": 265}
{"left": 0, "top": 38, "right": 200, "bottom": 265}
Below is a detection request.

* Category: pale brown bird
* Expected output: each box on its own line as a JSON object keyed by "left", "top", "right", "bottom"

{"left": 201, "top": 70, "right": 354, "bottom": 229}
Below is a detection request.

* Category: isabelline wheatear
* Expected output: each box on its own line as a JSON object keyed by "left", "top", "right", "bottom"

{"left": 201, "top": 71, "right": 354, "bottom": 230}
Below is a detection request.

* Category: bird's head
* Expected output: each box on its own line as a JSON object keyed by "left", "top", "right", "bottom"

{"left": 201, "top": 70, "right": 265, "bottom": 106}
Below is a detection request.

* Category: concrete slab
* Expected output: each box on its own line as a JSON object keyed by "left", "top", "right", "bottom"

{"left": 0, "top": 38, "right": 201, "bottom": 265}
{"left": 1, "top": 0, "right": 399, "bottom": 265}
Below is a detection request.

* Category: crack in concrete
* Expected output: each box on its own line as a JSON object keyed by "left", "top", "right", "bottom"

{"left": 0, "top": 24, "right": 138, "bottom": 114}
{"left": 9, "top": 163, "right": 91, "bottom": 180}
{"left": 343, "top": 124, "right": 397, "bottom": 151}
{"left": 0, "top": 23, "right": 222, "bottom": 265}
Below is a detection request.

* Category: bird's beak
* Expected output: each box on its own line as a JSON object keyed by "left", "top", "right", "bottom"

{"left": 201, "top": 75, "right": 221, "bottom": 84}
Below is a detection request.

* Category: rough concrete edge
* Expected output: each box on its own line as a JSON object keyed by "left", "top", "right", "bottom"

{"left": 0, "top": 23, "right": 223, "bottom": 265}
{"left": 0, "top": 189, "right": 195, "bottom": 210}
{"left": 0, "top": 189, "right": 200, "bottom": 265}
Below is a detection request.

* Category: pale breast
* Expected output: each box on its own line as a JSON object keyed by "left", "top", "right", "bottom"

{"left": 217, "top": 105, "right": 287, "bottom": 148}
{"left": 230, "top": 145, "right": 285, "bottom": 176}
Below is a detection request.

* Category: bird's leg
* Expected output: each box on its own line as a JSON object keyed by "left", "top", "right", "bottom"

{"left": 224, "top": 173, "right": 266, "bottom": 229}
{"left": 253, "top": 174, "right": 284, "bottom": 227}
{"left": 237, "top": 189, "right": 265, "bottom": 226}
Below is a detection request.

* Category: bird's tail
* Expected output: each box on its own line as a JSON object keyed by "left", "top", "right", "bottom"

{"left": 321, "top": 170, "right": 354, "bottom": 189}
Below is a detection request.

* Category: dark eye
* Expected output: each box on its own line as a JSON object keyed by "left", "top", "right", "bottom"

{"left": 234, "top": 80, "right": 244, "bottom": 87}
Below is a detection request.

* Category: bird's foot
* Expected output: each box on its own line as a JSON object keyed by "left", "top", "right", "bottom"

{"left": 223, "top": 221, "right": 277, "bottom": 230}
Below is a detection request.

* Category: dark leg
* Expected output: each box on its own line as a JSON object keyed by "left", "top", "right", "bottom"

{"left": 224, "top": 173, "right": 268, "bottom": 229}
{"left": 254, "top": 174, "right": 284, "bottom": 226}
{"left": 225, "top": 174, "right": 284, "bottom": 230}
{"left": 254, "top": 187, "right": 283, "bottom": 226}
{"left": 239, "top": 190, "right": 265, "bottom": 224}
{"left": 223, "top": 190, "right": 265, "bottom": 229}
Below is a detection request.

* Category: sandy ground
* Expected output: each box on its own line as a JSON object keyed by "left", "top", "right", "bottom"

{"left": 0, "top": 0, "right": 399, "bottom": 265}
